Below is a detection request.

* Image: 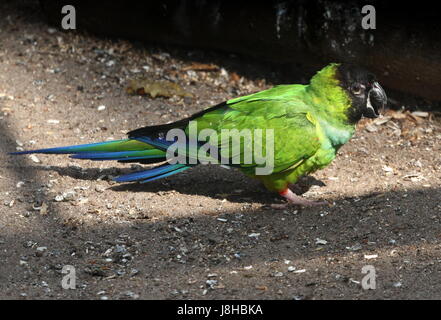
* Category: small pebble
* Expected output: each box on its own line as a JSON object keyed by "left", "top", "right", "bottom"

{"left": 29, "top": 155, "right": 40, "bottom": 163}
{"left": 16, "top": 181, "right": 25, "bottom": 188}
{"left": 293, "top": 269, "right": 306, "bottom": 274}
{"left": 346, "top": 243, "right": 362, "bottom": 251}
{"left": 95, "top": 185, "right": 106, "bottom": 193}
{"left": 315, "top": 238, "right": 328, "bottom": 245}
{"left": 206, "top": 279, "right": 217, "bottom": 288}
{"left": 63, "top": 191, "right": 76, "bottom": 201}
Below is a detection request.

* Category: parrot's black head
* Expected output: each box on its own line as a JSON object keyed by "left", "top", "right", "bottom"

{"left": 336, "top": 64, "right": 387, "bottom": 123}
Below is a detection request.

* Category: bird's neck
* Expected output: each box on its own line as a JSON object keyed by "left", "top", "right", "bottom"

{"left": 305, "top": 84, "right": 353, "bottom": 125}
{"left": 305, "top": 84, "right": 356, "bottom": 149}
{"left": 306, "top": 64, "right": 355, "bottom": 125}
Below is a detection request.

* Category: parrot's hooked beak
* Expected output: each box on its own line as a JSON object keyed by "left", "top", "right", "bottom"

{"left": 365, "top": 82, "right": 387, "bottom": 118}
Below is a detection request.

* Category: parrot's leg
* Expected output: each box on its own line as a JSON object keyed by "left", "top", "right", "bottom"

{"left": 271, "top": 188, "right": 327, "bottom": 209}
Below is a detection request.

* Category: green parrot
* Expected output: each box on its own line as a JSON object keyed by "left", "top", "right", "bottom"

{"left": 11, "top": 63, "right": 387, "bottom": 206}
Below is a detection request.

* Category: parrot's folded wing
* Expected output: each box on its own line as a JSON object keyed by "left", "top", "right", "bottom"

{"left": 193, "top": 96, "right": 323, "bottom": 175}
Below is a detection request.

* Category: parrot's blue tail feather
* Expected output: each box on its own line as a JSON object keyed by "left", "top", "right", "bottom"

{"left": 114, "top": 163, "right": 190, "bottom": 183}
{"left": 8, "top": 141, "right": 119, "bottom": 155}
{"left": 139, "top": 166, "right": 190, "bottom": 183}
{"left": 9, "top": 140, "right": 142, "bottom": 155}
{"left": 9, "top": 137, "right": 192, "bottom": 184}
{"left": 70, "top": 150, "right": 165, "bottom": 161}
{"left": 9, "top": 140, "right": 166, "bottom": 162}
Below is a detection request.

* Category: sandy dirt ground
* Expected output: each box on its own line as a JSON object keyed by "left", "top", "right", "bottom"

{"left": 1, "top": 1, "right": 441, "bottom": 300}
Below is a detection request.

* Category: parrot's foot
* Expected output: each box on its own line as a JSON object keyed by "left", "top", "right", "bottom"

{"left": 271, "top": 188, "right": 327, "bottom": 209}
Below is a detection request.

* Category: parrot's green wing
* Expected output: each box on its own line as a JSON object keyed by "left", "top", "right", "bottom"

{"left": 191, "top": 85, "right": 323, "bottom": 176}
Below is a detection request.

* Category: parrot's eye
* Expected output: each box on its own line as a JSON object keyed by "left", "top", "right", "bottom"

{"left": 351, "top": 84, "right": 364, "bottom": 95}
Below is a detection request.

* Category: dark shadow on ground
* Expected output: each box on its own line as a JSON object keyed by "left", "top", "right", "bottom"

{"left": 1, "top": 183, "right": 441, "bottom": 299}
{"left": 31, "top": 164, "right": 326, "bottom": 204}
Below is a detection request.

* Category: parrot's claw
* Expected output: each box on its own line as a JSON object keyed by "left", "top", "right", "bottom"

{"left": 272, "top": 188, "right": 327, "bottom": 209}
